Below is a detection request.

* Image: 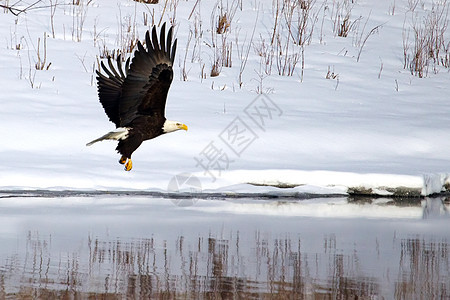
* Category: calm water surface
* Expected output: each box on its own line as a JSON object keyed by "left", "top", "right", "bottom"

{"left": 0, "top": 195, "right": 448, "bottom": 299}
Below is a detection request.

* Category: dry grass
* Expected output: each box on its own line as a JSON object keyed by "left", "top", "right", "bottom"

{"left": 210, "top": 61, "right": 221, "bottom": 77}
{"left": 258, "top": 0, "right": 319, "bottom": 79}
{"left": 326, "top": 65, "right": 339, "bottom": 90}
{"left": 180, "top": 1, "right": 204, "bottom": 81}
{"left": 7, "top": 0, "right": 450, "bottom": 91}
{"left": 236, "top": 14, "right": 258, "bottom": 87}
{"left": 403, "top": 0, "right": 449, "bottom": 77}
{"left": 71, "top": 0, "right": 91, "bottom": 42}
{"left": 330, "top": 0, "right": 358, "bottom": 38}
{"left": 441, "top": 41, "right": 450, "bottom": 68}
{"left": 181, "top": 30, "right": 193, "bottom": 81}
{"left": 35, "top": 33, "right": 51, "bottom": 71}
{"left": 254, "top": 35, "right": 274, "bottom": 76}
{"left": 1, "top": 0, "right": 9, "bottom": 13}
{"left": 207, "top": 0, "right": 239, "bottom": 77}
{"left": 326, "top": 65, "right": 338, "bottom": 79}
{"left": 134, "top": 0, "right": 159, "bottom": 3}
{"left": 217, "top": 13, "right": 230, "bottom": 34}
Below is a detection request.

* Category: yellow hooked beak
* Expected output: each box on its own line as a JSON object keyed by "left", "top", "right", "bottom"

{"left": 179, "top": 124, "right": 188, "bottom": 131}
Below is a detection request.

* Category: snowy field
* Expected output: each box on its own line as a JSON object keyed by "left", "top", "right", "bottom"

{"left": 1, "top": 1, "right": 450, "bottom": 296}
{"left": 1, "top": 0, "right": 450, "bottom": 196}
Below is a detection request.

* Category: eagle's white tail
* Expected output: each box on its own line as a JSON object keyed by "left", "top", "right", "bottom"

{"left": 86, "top": 127, "right": 130, "bottom": 146}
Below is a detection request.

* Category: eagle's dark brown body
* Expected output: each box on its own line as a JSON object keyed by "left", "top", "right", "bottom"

{"left": 87, "top": 23, "right": 187, "bottom": 171}
{"left": 117, "top": 115, "right": 165, "bottom": 158}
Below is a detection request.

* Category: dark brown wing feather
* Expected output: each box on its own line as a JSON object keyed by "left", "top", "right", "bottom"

{"left": 96, "top": 55, "right": 130, "bottom": 127}
{"left": 119, "top": 23, "right": 177, "bottom": 126}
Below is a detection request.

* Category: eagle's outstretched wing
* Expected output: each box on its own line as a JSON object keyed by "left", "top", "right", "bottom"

{"left": 119, "top": 23, "right": 177, "bottom": 126}
{"left": 96, "top": 55, "right": 130, "bottom": 127}
{"left": 95, "top": 23, "right": 177, "bottom": 128}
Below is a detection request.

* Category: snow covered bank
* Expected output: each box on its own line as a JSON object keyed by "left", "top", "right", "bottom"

{"left": 218, "top": 170, "right": 445, "bottom": 196}
{"left": 1, "top": 170, "right": 449, "bottom": 197}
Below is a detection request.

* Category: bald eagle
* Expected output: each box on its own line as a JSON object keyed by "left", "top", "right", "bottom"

{"left": 87, "top": 23, "right": 187, "bottom": 171}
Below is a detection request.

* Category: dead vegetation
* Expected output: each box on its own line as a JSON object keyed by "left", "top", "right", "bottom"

{"left": 403, "top": 0, "right": 450, "bottom": 77}
{"left": 34, "top": 33, "right": 51, "bottom": 71}
{"left": 5, "top": 0, "right": 450, "bottom": 91}
{"left": 134, "top": 0, "right": 159, "bottom": 3}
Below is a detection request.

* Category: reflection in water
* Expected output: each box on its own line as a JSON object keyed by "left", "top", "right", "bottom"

{"left": 0, "top": 196, "right": 449, "bottom": 298}
{"left": 422, "top": 197, "right": 449, "bottom": 219}
{"left": 1, "top": 231, "right": 449, "bottom": 298}
{"left": 395, "top": 238, "right": 449, "bottom": 299}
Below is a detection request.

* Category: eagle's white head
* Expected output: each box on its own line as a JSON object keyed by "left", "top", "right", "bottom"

{"left": 163, "top": 120, "right": 188, "bottom": 133}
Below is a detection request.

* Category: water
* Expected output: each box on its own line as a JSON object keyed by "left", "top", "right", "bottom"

{"left": 0, "top": 194, "right": 448, "bottom": 299}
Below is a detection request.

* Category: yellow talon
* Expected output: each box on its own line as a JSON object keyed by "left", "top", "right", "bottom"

{"left": 124, "top": 159, "right": 133, "bottom": 171}
{"left": 119, "top": 156, "right": 127, "bottom": 164}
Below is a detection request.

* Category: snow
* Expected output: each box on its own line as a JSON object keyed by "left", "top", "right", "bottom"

{"left": 1, "top": 0, "right": 450, "bottom": 196}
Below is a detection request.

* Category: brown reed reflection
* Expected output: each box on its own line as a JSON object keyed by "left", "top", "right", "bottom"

{"left": 0, "top": 231, "right": 448, "bottom": 299}
{"left": 395, "top": 238, "right": 449, "bottom": 299}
